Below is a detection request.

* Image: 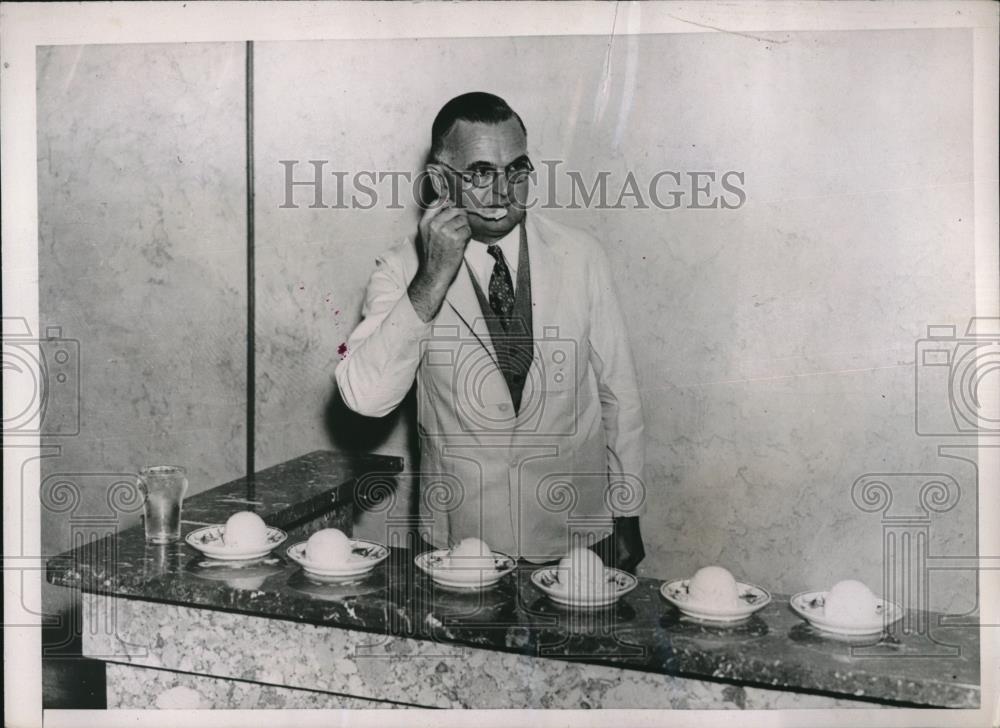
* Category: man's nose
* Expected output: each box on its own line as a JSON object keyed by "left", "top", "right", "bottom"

{"left": 489, "top": 172, "right": 511, "bottom": 202}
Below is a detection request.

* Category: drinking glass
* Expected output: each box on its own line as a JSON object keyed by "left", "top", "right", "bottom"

{"left": 137, "top": 465, "right": 188, "bottom": 544}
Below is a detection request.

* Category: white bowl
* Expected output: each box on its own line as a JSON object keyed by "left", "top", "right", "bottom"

{"left": 660, "top": 578, "right": 771, "bottom": 622}
{"left": 285, "top": 538, "right": 389, "bottom": 583}
{"left": 415, "top": 549, "right": 516, "bottom": 589}
{"left": 185, "top": 524, "right": 287, "bottom": 561}
{"left": 531, "top": 566, "right": 638, "bottom": 608}
{"left": 790, "top": 590, "right": 903, "bottom": 636}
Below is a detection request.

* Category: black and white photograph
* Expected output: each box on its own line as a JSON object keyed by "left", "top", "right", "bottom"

{"left": 2, "top": 2, "right": 998, "bottom": 726}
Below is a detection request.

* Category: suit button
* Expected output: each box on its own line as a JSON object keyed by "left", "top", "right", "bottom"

{"left": 498, "top": 403, "right": 510, "bottom": 413}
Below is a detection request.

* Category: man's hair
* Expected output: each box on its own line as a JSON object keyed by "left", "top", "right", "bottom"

{"left": 430, "top": 92, "right": 526, "bottom": 159}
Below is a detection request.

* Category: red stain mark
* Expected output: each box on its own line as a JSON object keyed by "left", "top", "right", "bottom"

{"left": 334, "top": 309, "right": 340, "bottom": 315}
{"left": 337, "top": 342, "right": 348, "bottom": 358}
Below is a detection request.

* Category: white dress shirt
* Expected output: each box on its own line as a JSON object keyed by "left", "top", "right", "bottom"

{"left": 463, "top": 226, "right": 520, "bottom": 294}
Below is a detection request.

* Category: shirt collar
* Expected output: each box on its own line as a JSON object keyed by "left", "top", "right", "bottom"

{"left": 469, "top": 224, "right": 520, "bottom": 268}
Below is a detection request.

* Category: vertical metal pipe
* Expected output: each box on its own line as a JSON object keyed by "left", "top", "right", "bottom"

{"left": 245, "top": 40, "right": 256, "bottom": 500}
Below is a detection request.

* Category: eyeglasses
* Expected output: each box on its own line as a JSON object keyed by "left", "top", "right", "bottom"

{"left": 435, "top": 156, "right": 534, "bottom": 189}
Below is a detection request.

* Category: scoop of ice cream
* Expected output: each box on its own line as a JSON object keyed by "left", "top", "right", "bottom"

{"left": 688, "top": 566, "right": 741, "bottom": 607}
{"left": 448, "top": 537, "right": 496, "bottom": 571}
{"left": 305, "top": 528, "right": 354, "bottom": 568}
{"left": 557, "top": 548, "right": 607, "bottom": 594}
{"left": 222, "top": 511, "right": 268, "bottom": 548}
{"left": 824, "top": 580, "right": 879, "bottom": 624}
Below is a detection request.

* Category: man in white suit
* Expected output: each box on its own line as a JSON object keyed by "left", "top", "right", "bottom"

{"left": 336, "top": 92, "right": 646, "bottom": 572}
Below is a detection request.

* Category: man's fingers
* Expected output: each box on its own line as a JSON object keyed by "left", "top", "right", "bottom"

{"left": 440, "top": 220, "right": 472, "bottom": 243}
{"left": 420, "top": 196, "right": 453, "bottom": 228}
{"left": 440, "top": 213, "right": 471, "bottom": 233}
{"left": 430, "top": 206, "right": 467, "bottom": 230}
{"left": 428, "top": 213, "right": 470, "bottom": 244}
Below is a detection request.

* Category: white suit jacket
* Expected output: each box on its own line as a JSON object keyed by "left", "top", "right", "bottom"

{"left": 335, "top": 213, "right": 645, "bottom": 561}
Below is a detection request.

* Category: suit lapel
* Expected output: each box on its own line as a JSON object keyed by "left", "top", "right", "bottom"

{"left": 515, "top": 216, "right": 563, "bottom": 425}
{"left": 525, "top": 215, "right": 561, "bottom": 374}
{"left": 445, "top": 259, "right": 500, "bottom": 368}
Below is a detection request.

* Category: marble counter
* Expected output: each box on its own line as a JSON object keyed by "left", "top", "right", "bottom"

{"left": 46, "top": 450, "right": 401, "bottom": 597}
{"left": 47, "top": 450, "right": 980, "bottom": 710}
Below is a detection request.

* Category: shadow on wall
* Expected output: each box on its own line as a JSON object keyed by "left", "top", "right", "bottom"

{"left": 320, "top": 168, "right": 432, "bottom": 531}
{"left": 323, "top": 384, "right": 421, "bottom": 528}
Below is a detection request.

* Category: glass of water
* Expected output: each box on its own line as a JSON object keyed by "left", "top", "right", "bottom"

{"left": 137, "top": 465, "right": 189, "bottom": 544}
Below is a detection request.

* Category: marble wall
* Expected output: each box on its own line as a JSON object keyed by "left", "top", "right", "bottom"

{"left": 38, "top": 28, "right": 980, "bottom": 619}
{"left": 252, "top": 30, "right": 978, "bottom": 613}
{"left": 37, "top": 43, "right": 248, "bottom": 616}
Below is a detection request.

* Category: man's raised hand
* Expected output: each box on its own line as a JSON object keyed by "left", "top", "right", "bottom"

{"left": 408, "top": 198, "right": 472, "bottom": 322}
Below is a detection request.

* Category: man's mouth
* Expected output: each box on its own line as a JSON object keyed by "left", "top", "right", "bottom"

{"left": 470, "top": 206, "right": 509, "bottom": 221}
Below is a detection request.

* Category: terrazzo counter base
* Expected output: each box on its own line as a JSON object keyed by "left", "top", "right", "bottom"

{"left": 90, "top": 595, "right": 865, "bottom": 710}
{"left": 107, "top": 664, "right": 404, "bottom": 709}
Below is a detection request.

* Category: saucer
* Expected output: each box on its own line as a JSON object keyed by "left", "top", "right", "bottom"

{"left": 415, "top": 549, "right": 516, "bottom": 590}
{"left": 285, "top": 539, "right": 389, "bottom": 583}
{"left": 660, "top": 578, "right": 771, "bottom": 622}
{"left": 287, "top": 569, "right": 384, "bottom": 600}
{"left": 186, "top": 555, "right": 283, "bottom": 577}
{"left": 185, "top": 524, "right": 287, "bottom": 561}
{"left": 531, "top": 566, "right": 637, "bottom": 609}
{"left": 790, "top": 590, "right": 903, "bottom": 636}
